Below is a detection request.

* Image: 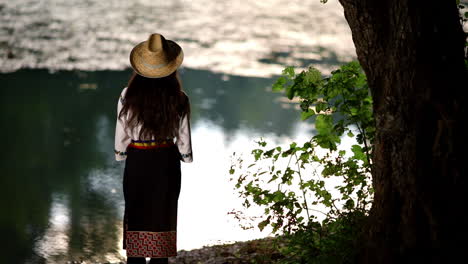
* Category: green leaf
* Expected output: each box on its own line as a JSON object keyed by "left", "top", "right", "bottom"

{"left": 333, "top": 121, "right": 345, "bottom": 136}
{"left": 252, "top": 149, "right": 263, "bottom": 161}
{"left": 264, "top": 148, "right": 275, "bottom": 157}
{"left": 267, "top": 175, "right": 278, "bottom": 183}
{"left": 315, "top": 102, "right": 328, "bottom": 113}
{"left": 256, "top": 140, "right": 267, "bottom": 147}
{"left": 351, "top": 144, "right": 366, "bottom": 162}
{"left": 347, "top": 131, "right": 354, "bottom": 137}
{"left": 315, "top": 115, "right": 333, "bottom": 135}
{"left": 297, "top": 216, "right": 304, "bottom": 224}
{"left": 304, "top": 67, "right": 322, "bottom": 86}
{"left": 300, "top": 100, "right": 311, "bottom": 111}
{"left": 258, "top": 217, "right": 271, "bottom": 231}
{"left": 286, "top": 84, "right": 296, "bottom": 99}
{"left": 299, "top": 152, "right": 310, "bottom": 163}
{"left": 345, "top": 199, "right": 355, "bottom": 210}
{"left": 283, "top": 66, "right": 295, "bottom": 78}
{"left": 272, "top": 76, "right": 287, "bottom": 91}
{"left": 273, "top": 191, "right": 285, "bottom": 202}
{"left": 301, "top": 110, "right": 315, "bottom": 120}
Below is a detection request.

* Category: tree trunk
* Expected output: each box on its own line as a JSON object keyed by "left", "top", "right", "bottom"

{"left": 337, "top": 0, "right": 468, "bottom": 262}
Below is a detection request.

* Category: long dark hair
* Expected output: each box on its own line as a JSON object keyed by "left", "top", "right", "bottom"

{"left": 119, "top": 70, "right": 190, "bottom": 140}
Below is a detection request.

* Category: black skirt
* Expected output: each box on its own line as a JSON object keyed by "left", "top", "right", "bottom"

{"left": 122, "top": 143, "right": 181, "bottom": 258}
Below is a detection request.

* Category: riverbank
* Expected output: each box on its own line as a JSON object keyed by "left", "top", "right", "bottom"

{"left": 172, "top": 237, "right": 283, "bottom": 264}
{"left": 66, "top": 237, "right": 283, "bottom": 264}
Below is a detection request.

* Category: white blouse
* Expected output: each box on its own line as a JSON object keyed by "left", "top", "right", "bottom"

{"left": 114, "top": 87, "right": 193, "bottom": 163}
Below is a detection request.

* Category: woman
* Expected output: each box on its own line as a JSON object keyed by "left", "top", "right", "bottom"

{"left": 114, "top": 33, "right": 193, "bottom": 264}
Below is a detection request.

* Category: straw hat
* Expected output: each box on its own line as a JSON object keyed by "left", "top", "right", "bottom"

{"left": 130, "top": 33, "right": 184, "bottom": 78}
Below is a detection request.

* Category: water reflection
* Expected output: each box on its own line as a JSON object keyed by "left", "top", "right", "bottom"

{"left": 0, "top": 0, "right": 358, "bottom": 262}
{"left": 34, "top": 195, "right": 69, "bottom": 263}
{"left": 0, "top": 0, "right": 354, "bottom": 76}
{"left": 0, "top": 68, "right": 305, "bottom": 263}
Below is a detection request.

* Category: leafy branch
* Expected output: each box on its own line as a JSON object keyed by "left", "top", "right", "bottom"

{"left": 229, "top": 62, "right": 375, "bottom": 262}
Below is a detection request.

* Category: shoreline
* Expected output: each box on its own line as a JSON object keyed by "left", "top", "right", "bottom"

{"left": 65, "top": 237, "right": 283, "bottom": 264}
{"left": 172, "top": 237, "right": 282, "bottom": 264}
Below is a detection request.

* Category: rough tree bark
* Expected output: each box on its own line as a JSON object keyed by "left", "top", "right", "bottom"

{"left": 337, "top": 0, "right": 468, "bottom": 262}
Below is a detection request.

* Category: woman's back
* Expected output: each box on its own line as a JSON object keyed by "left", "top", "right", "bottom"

{"left": 114, "top": 71, "right": 193, "bottom": 162}
{"left": 120, "top": 71, "right": 190, "bottom": 140}
{"left": 114, "top": 33, "right": 192, "bottom": 264}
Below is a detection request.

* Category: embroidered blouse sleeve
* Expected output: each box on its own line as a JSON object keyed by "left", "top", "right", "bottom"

{"left": 176, "top": 113, "right": 193, "bottom": 163}
{"left": 114, "top": 87, "right": 131, "bottom": 161}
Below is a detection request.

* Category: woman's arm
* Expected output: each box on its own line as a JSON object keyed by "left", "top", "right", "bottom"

{"left": 176, "top": 114, "right": 193, "bottom": 163}
{"left": 114, "top": 88, "right": 131, "bottom": 161}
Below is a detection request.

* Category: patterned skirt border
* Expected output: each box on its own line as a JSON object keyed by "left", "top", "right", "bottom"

{"left": 125, "top": 230, "right": 177, "bottom": 258}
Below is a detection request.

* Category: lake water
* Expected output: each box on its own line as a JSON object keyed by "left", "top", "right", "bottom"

{"left": 0, "top": 0, "right": 355, "bottom": 263}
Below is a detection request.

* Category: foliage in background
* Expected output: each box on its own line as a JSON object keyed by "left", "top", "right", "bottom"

{"left": 230, "top": 61, "right": 374, "bottom": 263}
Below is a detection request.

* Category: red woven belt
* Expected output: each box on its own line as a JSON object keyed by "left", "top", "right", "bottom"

{"left": 128, "top": 140, "right": 174, "bottom": 149}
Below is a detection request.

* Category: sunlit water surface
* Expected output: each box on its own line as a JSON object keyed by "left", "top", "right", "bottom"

{"left": 0, "top": 0, "right": 354, "bottom": 76}
{"left": 0, "top": 0, "right": 358, "bottom": 263}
